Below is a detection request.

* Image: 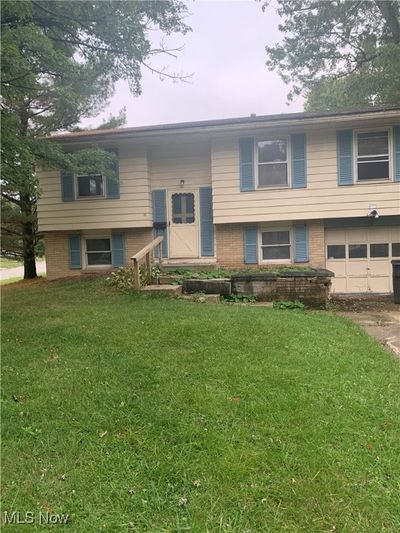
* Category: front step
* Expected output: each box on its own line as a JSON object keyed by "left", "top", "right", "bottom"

{"left": 141, "top": 284, "right": 182, "bottom": 296}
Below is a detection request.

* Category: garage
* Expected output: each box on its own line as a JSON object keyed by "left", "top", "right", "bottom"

{"left": 326, "top": 226, "right": 400, "bottom": 293}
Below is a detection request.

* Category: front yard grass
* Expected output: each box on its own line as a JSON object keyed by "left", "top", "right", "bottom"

{"left": 2, "top": 279, "right": 400, "bottom": 532}
{"left": 0, "top": 256, "right": 23, "bottom": 269}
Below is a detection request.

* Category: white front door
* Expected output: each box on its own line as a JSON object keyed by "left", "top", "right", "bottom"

{"left": 169, "top": 191, "right": 199, "bottom": 258}
{"left": 326, "top": 226, "right": 400, "bottom": 293}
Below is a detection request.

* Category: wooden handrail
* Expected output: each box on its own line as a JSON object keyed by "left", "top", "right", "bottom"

{"left": 130, "top": 236, "right": 163, "bottom": 262}
{"left": 131, "top": 236, "right": 163, "bottom": 289}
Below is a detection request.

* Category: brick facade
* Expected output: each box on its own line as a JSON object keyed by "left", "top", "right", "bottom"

{"left": 44, "top": 227, "right": 153, "bottom": 280}
{"left": 45, "top": 220, "right": 326, "bottom": 280}
{"left": 215, "top": 220, "right": 325, "bottom": 269}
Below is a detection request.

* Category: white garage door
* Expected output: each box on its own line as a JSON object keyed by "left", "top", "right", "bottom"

{"left": 326, "top": 226, "right": 400, "bottom": 293}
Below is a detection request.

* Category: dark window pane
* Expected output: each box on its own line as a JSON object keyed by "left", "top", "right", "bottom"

{"left": 258, "top": 140, "right": 287, "bottom": 163}
{"left": 357, "top": 131, "right": 388, "bottom": 156}
{"left": 171, "top": 193, "right": 195, "bottom": 224}
{"left": 327, "top": 245, "right": 345, "bottom": 259}
{"left": 77, "top": 175, "right": 103, "bottom": 196}
{"left": 262, "top": 245, "right": 290, "bottom": 260}
{"left": 262, "top": 231, "right": 290, "bottom": 246}
{"left": 370, "top": 243, "right": 389, "bottom": 258}
{"left": 392, "top": 243, "right": 400, "bottom": 257}
{"left": 87, "top": 252, "right": 112, "bottom": 265}
{"left": 172, "top": 194, "right": 181, "bottom": 214}
{"left": 86, "top": 238, "right": 111, "bottom": 252}
{"left": 258, "top": 163, "right": 287, "bottom": 187}
{"left": 357, "top": 161, "right": 389, "bottom": 181}
{"left": 349, "top": 244, "right": 367, "bottom": 259}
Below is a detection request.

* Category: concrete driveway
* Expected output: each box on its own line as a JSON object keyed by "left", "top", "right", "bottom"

{"left": 333, "top": 295, "right": 400, "bottom": 357}
{"left": 0, "top": 260, "right": 46, "bottom": 281}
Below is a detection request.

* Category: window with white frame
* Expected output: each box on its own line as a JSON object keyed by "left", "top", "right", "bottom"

{"left": 356, "top": 131, "right": 390, "bottom": 181}
{"left": 257, "top": 139, "right": 288, "bottom": 187}
{"left": 86, "top": 238, "right": 112, "bottom": 266}
{"left": 261, "top": 230, "right": 291, "bottom": 261}
{"left": 77, "top": 175, "right": 104, "bottom": 197}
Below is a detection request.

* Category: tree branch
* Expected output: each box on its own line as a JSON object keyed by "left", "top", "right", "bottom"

{"left": 1, "top": 192, "right": 22, "bottom": 207}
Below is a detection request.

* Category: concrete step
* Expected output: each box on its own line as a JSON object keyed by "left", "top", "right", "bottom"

{"left": 141, "top": 284, "right": 182, "bottom": 296}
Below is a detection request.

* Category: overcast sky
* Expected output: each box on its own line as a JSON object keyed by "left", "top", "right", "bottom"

{"left": 82, "top": 0, "right": 303, "bottom": 129}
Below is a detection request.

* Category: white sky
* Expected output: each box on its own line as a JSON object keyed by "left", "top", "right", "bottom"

{"left": 81, "top": 0, "right": 303, "bottom": 128}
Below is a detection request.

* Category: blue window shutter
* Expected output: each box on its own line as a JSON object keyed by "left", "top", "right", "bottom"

{"left": 291, "top": 133, "right": 307, "bottom": 188}
{"left": 61, "top": 170, "right": 74, "bottom": 201}
{"left": 112, "top": 233, "right": 125, "bottom": 267}
{"left": 106, "top": 149, "right": 120, "bottom": 199}
{"left": 293, "top": 224, "right": 308, "bottom": 263}
{"left": 239, "top": 137, "right": 255, "bottom": 191}
{"left": 68, "top": 234, "right": 82, "bottom": 269}
{"left": 243, "top": 225, "right": 258, "bottom": 264}
{"left": 152, "top": 189, "right": 168, "bottom": 257}
{"left": 337, "top": 130, "right": 353, "bottom": 185}
{"left": 199, "top": 187, "right": 215, "bottom": 256}
{"left": 394, "top": 126, "right": 400, "bottom": 182}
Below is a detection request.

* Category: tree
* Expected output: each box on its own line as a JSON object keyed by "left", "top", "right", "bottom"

{"left": 263, "top": 0, "right": 400, "bottom": 110}
{"left": 1, "top": 1, "right": 190, "bottom": 278}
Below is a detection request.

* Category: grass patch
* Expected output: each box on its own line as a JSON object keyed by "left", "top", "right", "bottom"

{"left": 0, "top": 276, "right": 23, "bottom": 285}
{"left": 0, "top": 256, "right": 23, "bottom": 269}
{"left": 2, "top": 279, "right": 400, "bottom": 531}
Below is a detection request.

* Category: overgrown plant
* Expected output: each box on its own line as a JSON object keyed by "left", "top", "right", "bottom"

{"left": 273, "top": 300, "right": 305, "bottom": 310}
{"left": 222, "top": 294, "right": 257, "bottom": 303}
{"left": 107, "top": 264, "right": 161, "bottom": 290}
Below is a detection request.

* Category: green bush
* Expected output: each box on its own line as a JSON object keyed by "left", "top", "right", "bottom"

{"left": 222, "top": 294, "right": 257, "bottom": 303}
{"left": 273, "top": 300, "right": 305, "bottom": 310}
{"left": 107, "top": 264, "right": 161, "bottom": 290}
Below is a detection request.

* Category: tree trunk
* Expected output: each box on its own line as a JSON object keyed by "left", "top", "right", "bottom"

{"left": 20, "top": 192, "right": 37, "bottom": 279}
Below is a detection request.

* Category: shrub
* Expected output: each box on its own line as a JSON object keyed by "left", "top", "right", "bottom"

{"left": 107, "top": 263, "right": 161, "bottom": 290}
{"left": 222, "top": 294, "right": 257, "bottom": 303}
{"left": 272, "top": 300, "right": 305, "bottom": 310}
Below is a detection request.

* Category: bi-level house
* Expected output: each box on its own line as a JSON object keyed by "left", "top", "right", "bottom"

{"left": 39, "top": 107, "right": 400, "bottom": 293}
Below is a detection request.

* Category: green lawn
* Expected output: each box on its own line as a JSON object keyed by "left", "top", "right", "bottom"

{"left": 2, "top": 279, "right": 400, "bottom": 532}
{"left": 0, "top": 256, "right": 22, "bottom": 269}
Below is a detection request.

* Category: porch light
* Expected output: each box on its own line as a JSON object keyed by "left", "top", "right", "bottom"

{"left": 180, "top": 179, "right": 185, "bottom": 187}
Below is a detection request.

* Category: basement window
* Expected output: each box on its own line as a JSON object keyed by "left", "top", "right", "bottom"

{"left": 86, "top": 238, "right": 112, "bottom": 266}
{"left": 261, "top": 230, "right": 291, "bottom": 261}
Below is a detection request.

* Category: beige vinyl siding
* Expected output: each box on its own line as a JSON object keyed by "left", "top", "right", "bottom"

{"left": 211, "top": 123, "right": 400, "bottom": 224}
{"left": 149, "top": 141, "right": 211, "bottom": 189}
{"left": 38, "top": 144, "right": 152, "bottom": 232}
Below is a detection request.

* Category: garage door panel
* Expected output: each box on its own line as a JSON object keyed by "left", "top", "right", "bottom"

{"left": 331, "top": 277, "right": 347, "bottom": 293}
{"left": 368, "top": 276, "right": 391, "bottom": 293}
{"left": 348, "top": 277, "right": 369, "bottom": 293}
{"left": 325, "top": 225, "right": 399, "bottom": 294}
{"left": 347, "top": 260, "right": 368, "bottom": 276}
{"left": 347, "top": 229, "right": 367, "bottom": 242}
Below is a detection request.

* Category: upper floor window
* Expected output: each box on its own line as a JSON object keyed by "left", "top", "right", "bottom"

{"left": 356, "top": 131, "right": 390, "bottom": 181}
{"left": 77, "top": 175, "right": 104, "bottom": 197}
{"left": 257, "top": 139, "right": 288, "bottom": 187}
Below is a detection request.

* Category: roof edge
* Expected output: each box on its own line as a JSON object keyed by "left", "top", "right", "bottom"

{"left": 50, "top": 105, "right": 400, "bottom": 142}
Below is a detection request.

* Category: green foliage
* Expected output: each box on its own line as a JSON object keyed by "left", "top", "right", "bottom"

{"left": 273, "top": 300, "right": 305, "bottom": 310}
{"left": 263, "top": 0, "right": 400, "bottom": 108}
{"left": 222, "top": 294, "right": 257, "bottom": 303}
{"left": 1, "top": 0, "right": 190, "bottom": 276}
{"left": 2, "top": 279, "right": 400, "bottom": 531}
{"left": 106, "top": 267, "right": 136, "bottom": 290}
{"left": 106, "top": 264, "right": 161, "bottom": 290}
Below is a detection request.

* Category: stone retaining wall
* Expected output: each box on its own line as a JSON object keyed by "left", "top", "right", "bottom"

{"left": 231, "top": 270, "right": 333, "bottom": 308}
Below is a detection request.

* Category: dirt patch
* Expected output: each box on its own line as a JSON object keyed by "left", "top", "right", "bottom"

{"left": 330, "top": 294, "right": 398, "bottom": 312}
